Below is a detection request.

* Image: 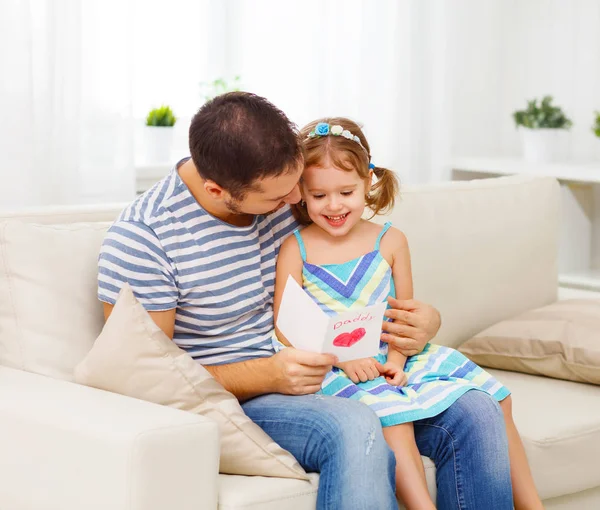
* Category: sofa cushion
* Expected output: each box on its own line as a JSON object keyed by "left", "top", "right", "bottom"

{"left": 0, "top": 220, "right": 109, "bottom": 380}
{"left": 74, "top": 284, "right": 308, "bottom": 480}
{"left": 371, "top": 175, "right": 559, "bottom": 348}
{"left": 488, "top": 369, "right": 600, "bottom": 499}
{"left": 217, "top": 460, "right": 437, "bottom": 510}
{"left": 459, "top": 299, "right": 600, "bottom": 385}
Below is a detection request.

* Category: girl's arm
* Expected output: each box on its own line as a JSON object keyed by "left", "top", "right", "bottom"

{"left": 273, "top": 235, "right": 304, "bottom": 346}
{"left": 382, "top": 226, "right": 414, "bottom": 369}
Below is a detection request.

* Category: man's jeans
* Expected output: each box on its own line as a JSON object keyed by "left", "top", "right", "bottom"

{"left": 242, "top": 390, "right": 513, "bottom": 510}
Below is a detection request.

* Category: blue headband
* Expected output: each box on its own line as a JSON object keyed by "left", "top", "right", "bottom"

{"left": 306, "top": 122, "right": 376, "bottom": 168}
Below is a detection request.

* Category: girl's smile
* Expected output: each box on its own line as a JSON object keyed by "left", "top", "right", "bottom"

{"left": 323, "top": 212, "right": 350, "bottom": 227}
{"left": 302, "top": 164, "right": 369, "bottom": 237}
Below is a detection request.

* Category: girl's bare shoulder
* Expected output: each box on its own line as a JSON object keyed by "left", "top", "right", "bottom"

{"left": 377, "top": 223, "right": 409, "bottom": 257}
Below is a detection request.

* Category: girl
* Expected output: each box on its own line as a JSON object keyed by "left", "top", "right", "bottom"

{"left": 273, "top": 117, "right": 543, "bottom": 509}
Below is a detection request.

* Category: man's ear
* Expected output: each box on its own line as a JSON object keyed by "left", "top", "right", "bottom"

{"left": 203, "top": 180, "right": 227, "bottom": 201}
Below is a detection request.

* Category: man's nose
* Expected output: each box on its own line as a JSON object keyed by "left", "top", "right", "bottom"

{"left": 285, "top": 184, "right": 302, "bottom": 204}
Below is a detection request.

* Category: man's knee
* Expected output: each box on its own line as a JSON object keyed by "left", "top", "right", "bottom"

{"left": 316, "top": 397, "right": 379, "bottom": 437}
{"left": 314, "top": 397, "right": 393, "bottom": 460}
{"left": 452, "top": 391, "right": 506, "bottom": 440}
{"left": 455, "top": 389, "right": 502, "bottom": 416}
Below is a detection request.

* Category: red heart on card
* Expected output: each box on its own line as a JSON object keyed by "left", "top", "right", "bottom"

{"left": 333, "top": 327, "right": 366, "bottom": 347}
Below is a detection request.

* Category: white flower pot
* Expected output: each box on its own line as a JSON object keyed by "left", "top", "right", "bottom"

{"left": 144, "top": 126, "right": 174, "bottom": 164}
{"left": 520, "top": 128, "right": 569, "bottom": 163}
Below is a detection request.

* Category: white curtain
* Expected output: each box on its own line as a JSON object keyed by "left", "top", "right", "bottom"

{"left": 0, "top": 0, "right": 135, "bottom": 210}
{"left": 5, "top": 0, "right": 596, "bottom": 210}
{"left": 224, "top": 0, "right": 451, "bottom": 185}
{"left": 131, "top": 0, "right": 452, "bottom": 186}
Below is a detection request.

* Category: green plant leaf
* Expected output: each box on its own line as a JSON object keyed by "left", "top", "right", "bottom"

{"left": 593, "top": 111, "right": 600, "bottom": 139}
{"left": 512, "top": 95, "right": 572, "bottom": 130}
{"left": 145, "top": 105, "right": 177, "bottom": 127}
{"left": 199, "top": 76, "right": 243, "bottom": 103}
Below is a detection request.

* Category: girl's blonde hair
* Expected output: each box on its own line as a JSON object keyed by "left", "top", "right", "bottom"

{"left": 293, "top": 117, "right": 399, "bottom": 225}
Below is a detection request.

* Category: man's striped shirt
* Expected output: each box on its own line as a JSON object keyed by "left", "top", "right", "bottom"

{"left": 98, "top": 161, "right": 299, "bottom": 365}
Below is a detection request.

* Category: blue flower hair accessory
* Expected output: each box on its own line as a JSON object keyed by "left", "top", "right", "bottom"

{"left": 307, "top": 122, "right": 367, "bottom": 151}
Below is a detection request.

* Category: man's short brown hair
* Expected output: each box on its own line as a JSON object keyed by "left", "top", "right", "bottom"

{"left": 189, "top": 92, "right": 303, "bottom": 199}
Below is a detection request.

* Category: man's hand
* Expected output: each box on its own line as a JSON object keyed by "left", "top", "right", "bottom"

{"left": 336, "top": 357, "right": 382, "bottom": 384}
{"left": 379, "top": 362, "right": 408, "bottom": 386}
{"left": 381, "top": 297, "right": 441, "bottom": 356}
{"left": 270, "top": 348, "right": 337, "bottom": 395}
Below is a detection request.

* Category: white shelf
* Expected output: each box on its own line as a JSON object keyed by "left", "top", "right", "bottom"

{"left": 451, "top": 157, "right": 600, "bottom": 184}
{"left": 558, "top": 285, "right": 600, "bottom": 300}
{"left": 135, "top": 162, "right": 172, "bottom": 194}
{"left": 559, "top": 270, "right": 600, "bottom": 291}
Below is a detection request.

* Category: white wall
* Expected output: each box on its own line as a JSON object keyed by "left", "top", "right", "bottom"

{"left": 448, "top": 0, "right": 600, "bottom": 165}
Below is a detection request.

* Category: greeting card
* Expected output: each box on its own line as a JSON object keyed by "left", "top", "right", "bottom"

{"left": 276, "top": 276, "right": 386, "bottom": 362}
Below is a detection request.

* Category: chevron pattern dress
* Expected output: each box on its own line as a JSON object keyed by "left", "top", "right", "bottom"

{"left": 290, "top": 222, "right": 510, "bottom": 427}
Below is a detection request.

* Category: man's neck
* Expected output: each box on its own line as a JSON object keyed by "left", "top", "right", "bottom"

{"left": 177, "top": 159, "right": 254, "bottom": 227}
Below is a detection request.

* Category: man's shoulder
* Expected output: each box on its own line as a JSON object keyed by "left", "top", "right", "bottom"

{"left": 259, "top": 205, "right": 299, "bottom": 234}
{"left": 115, "top": 170, "right": 181, "bottom": 233}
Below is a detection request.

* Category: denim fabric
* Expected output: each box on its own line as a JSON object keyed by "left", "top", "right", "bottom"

{"left": 242, "top": 391, "right": 512, "bottom": 510}
{"left": 414, "top": 390, "right": 513, "bottom": 509}
{"left": 242, "top": 394, "right": 397, "bottom": 509}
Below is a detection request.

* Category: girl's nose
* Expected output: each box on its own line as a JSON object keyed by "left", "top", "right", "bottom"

{"left": 328, "top": 198, "right": 343, "bottom": 211}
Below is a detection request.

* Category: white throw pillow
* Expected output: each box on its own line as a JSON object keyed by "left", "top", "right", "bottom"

{"left": 75, "top": 284, "right": 309, "bottom": 479}
{"left": 0, "top": 219, "right": 110, "bottom": 380}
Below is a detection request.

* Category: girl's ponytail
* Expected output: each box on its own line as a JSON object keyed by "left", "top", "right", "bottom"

{"left": 366, "top": 166, "right": 400, "bottom": 216}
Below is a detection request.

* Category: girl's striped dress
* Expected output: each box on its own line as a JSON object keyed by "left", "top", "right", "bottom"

{"left": 291, "top": 222, "right": 510, "bottom": 427}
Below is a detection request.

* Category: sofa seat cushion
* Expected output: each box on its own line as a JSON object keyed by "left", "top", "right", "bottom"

{"left": 217, "top": 459, "right": 437, "bottom": 509}
{"left": 488, "top": 369, "right": 600, "bottom": 500}
{"left": 218, "top": 473, "right": 318, "bottom": 510}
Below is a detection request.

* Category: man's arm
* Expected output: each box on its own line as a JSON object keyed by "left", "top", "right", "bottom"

{"left": 381, "top": 298, "right": 441, "bottom": 356}
{"left": 379, "top": 226, "right": 442, "bottom": 357}
{"left": 102, "top": 303, "right": 335, "bottom": 402}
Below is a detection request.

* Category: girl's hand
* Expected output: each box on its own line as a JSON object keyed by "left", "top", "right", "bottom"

{"left": 336, "top": 358, "right": 382, "bottom": 384}
{"left": 379, "top": 362, "right": 408, "bottom": 386}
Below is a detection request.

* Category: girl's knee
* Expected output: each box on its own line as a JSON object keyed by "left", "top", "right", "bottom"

{"left": 499, "top": 395, "right": 513, "bottom": 418}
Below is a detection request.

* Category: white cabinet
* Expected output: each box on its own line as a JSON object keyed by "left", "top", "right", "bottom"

{"left": 451, "top": 157, "right": 600, "bottom": 296}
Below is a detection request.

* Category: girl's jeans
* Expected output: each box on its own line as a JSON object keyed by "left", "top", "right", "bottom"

{"left": 242, "top": 390, "right": 513, "bottom": 510}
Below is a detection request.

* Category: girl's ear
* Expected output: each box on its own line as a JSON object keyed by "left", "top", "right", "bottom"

{"left": 365, "top": 171, "right": 373, "bottom": 192}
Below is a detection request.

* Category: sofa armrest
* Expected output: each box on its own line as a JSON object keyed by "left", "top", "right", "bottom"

{"left": 0, "top": 366, "right": 219, "bottom": 510}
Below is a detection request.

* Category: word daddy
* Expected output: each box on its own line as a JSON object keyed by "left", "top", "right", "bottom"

{"left": 333, "top": 312, "right": 375, "bottom": 330}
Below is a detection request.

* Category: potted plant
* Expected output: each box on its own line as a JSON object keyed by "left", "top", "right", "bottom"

{"left": 513, "top": 96, "right": 572, "bottom": 163}
{"left": 144, "top": 105, "right": 177, "bottom": 163}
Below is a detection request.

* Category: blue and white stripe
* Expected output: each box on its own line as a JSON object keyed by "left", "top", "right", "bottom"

{"left": 98, "top": 161, "right": 298, "bottom": 365}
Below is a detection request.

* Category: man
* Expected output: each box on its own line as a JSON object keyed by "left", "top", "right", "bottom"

{"left": 99, "top": 92, "right": 512, "bottom": 509}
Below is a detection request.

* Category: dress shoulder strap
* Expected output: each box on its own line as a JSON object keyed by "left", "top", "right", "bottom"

{"left": 293, "top": 229, "right": 307, "bottom": 262}
{"left": 375, "top": 221, "right": 393, "bottom": 250}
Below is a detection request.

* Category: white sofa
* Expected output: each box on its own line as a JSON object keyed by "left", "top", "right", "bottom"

{"left": 1, "top": 174, "right": 600, "bottom": 509}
